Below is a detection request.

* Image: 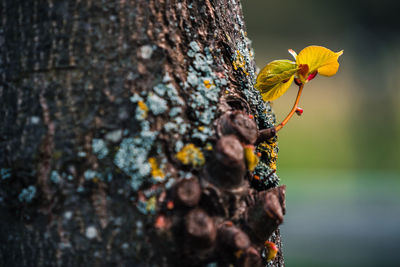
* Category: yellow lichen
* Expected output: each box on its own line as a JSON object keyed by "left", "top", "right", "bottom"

{"left": 176, "top": 144, "right": 205, "bottom": 167}
{"left": 269, "top": 161, "right": 277, "bottom": 170}
{"left": 244, "top": 145, "right": 259, "bottom": 171}
{"left": 225, "top": 33, "right": 232, "bottom": 42}
{"left": 148, "top": 157, "right": 165, "bottom": 180}
{"left": 257, "top": 142, "right": 278, "bottom": 170}
{"left": 137, "top": 100, "right": 149, "bottom": 118}
{"left": 234, "top": 249, "right": 244, "bottom": 259}
{"left": 205, "top": 142, "right": 213, "bottom": 151}
{"left": 203, "top": 80, "right": 214, "bottom": 89}
{"left": 264, "top": 241, "right": 278, "bottom": 261}
{"left": 232, "top": 50, "right": 249, "bottom": 76}
{"left": 146, "top": 196, "right": 157, "bottom": 212}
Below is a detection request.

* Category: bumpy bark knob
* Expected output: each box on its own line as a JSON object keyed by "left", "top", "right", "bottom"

{"left": 218, "top": 222, "right": 251, "bottom": 251}
{"left": 239, "top": 247, "right": 263, "bottom": 267}
{"left": 206, "top": 135, "right": 246, "bottom": 188}
{"left": 185, "top": 209, "right": 217, "bottom": 249}
{"left": 245, "top": 186, "right": 286, "bottom": 245}
{"left": 218, "top": 111, "right": 258, "bottom": 144}
{"left": 175, "top": 177, "right": 201, "bottom": 207}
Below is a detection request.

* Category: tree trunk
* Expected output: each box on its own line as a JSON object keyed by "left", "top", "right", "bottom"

{"left": 0, "top": 0, "right": 285, "bottom": 266}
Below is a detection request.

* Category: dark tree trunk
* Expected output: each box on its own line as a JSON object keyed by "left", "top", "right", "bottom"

{"left": 0, "top": 0, "right": 285, "bottom": 266}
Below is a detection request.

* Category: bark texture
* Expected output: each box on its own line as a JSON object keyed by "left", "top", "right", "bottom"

{"left": 0, "top": 0, "right": 285, "bottom": 266}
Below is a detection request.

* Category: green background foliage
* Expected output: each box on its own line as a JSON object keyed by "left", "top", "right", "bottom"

{"left": 243, "top": 0, "right": 400, "bottom": 266}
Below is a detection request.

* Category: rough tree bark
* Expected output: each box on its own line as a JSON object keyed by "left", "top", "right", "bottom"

{"left": 0, "top": 0, "right": 286, "bottom": 266}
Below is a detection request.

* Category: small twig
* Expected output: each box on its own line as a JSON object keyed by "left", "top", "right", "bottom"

{"left": 255, "top": 128, "right": 276, "bottom": 145}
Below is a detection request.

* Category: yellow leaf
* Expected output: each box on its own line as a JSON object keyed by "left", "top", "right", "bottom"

{"left": 255, "top": 59, "right": 297, "bottom": 101}
{"left": 256, "top": 60, "right": 297, "bottom": 88}
{"left": 296, "top": 46, "right": 343, "bottom": 78}
{"left": 260, "top": 75, "right": 295, "bottom": 101}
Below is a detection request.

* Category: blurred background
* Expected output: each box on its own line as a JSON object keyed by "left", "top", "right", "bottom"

{"left": 242, "top": 0, "right": 400, "bottom": 266}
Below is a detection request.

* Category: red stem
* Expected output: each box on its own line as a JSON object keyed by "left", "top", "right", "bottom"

{"left": 275, "top": 84, "right": 304, "bottom": 132}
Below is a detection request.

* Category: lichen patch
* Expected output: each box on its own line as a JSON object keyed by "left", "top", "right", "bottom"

{"left": 176, "top": 144, "right": 205, "bottom": 167}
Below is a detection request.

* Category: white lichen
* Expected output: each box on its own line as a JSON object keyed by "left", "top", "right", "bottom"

{"left": 30, "top": 116, "right": 40, "bottom": 124}
{"left": 146, "top": 93, "right": 168, "bottom": 115}
{"left": 92, "top": 139, "right": 109, "bottom": 159}
{"left": 129, "top": 93, "right": 143, "bottom": 103}
{"left": 77, "top": 151, "right": 86, "bottom": 157}
{"left": 175, "top": 140, "right": 184, "bottom": 152}
{"left": 0, "top": 168, "right": 11, "bottom": 180}
{"left": 114, "top": 132, "right": 156, "bottom": 190}
{"left": 50, "top": 170, "right": 61, "bottom": 184}
{"left": 169, "top": 107, "right": 182, "bottom": 117}
{"left": 64, "top": 211, "right": 73, "bottom": 220}
{"left": 189, "top": 41, "right": 200, "bottom": 52}
{"left": 140, "top": 45, "right": 154, "bottom": 59}
{"left": 85, "top": 226, "right": 98, "bottom": 239}
{"left": 18, "top": 185, "right": 36, "bottom": 202}
{"left": 84, "top": 170, "right": 100, "bottom": 180}
{"left": 105, "top": 129, "right": 123, "bottom": 142}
